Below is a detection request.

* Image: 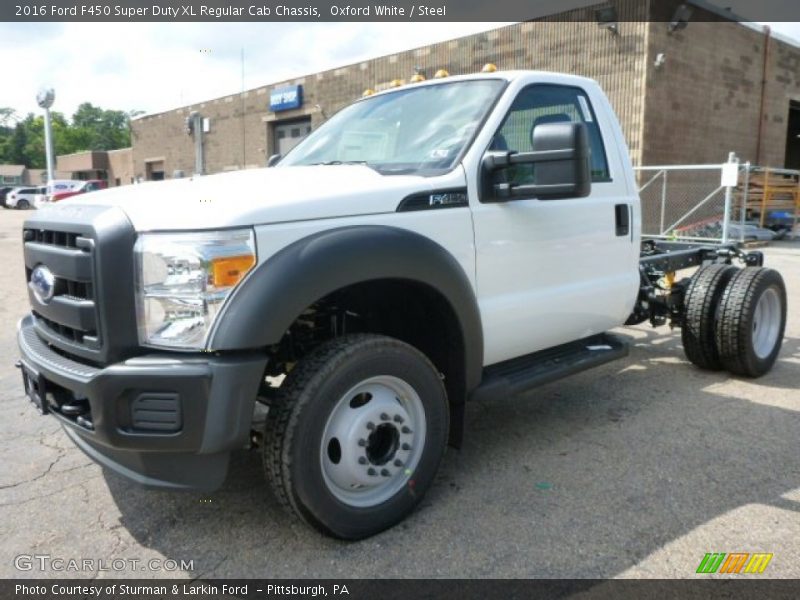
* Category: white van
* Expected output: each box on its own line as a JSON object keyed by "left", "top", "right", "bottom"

{"left": 45, "top": 180, "right": 83, "bottom": 201}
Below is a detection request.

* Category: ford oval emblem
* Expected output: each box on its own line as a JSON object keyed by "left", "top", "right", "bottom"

{"left": 31, "top": 265, "right": 56, "bottom": 303}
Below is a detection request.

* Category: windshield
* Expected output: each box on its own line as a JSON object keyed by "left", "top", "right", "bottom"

{"left": 279, "top": 79, "right": 505, "bottom": 175}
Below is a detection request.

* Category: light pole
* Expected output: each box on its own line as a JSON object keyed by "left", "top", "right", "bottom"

{"left": 36, "top": 88, "right": 56, "bottom": 183}
{"left": 185, "top": 111, "right": 205, "bottom": 175}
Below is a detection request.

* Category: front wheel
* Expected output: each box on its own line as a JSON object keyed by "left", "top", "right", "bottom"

{"left": 16, "top": 199, "right": 30, "bottom": 209}
{"left": 262, "top": 334, "right": 449, "bottom": 539}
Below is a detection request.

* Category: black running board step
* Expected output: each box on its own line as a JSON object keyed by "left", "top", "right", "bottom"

{"left": 470, "top": 333, "right": 629, "bottom": 403}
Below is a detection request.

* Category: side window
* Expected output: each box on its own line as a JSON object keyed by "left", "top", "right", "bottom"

{"left": 490, "top": 84, "right": 611, "bottom": 185}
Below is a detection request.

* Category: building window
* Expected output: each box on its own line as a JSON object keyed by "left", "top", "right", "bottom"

{"left": 145, "top": 160, "right": 165, "bottom": 181}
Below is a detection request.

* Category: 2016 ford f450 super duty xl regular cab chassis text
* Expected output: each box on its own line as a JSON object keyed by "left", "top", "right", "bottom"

{"left": 16, "top": 71, "right": 787, "bottom": 539}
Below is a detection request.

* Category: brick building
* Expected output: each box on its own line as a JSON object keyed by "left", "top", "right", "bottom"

{"left": 55, "top": 148, "right": 134, "bottom": 187}
{"left": 0, "top": 164, "right": 71, "bottom": 186}
{"left": 130, "top": 0, "right": 800, "bottom": 182}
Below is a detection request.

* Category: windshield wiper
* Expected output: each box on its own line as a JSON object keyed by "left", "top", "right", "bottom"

{"left": 309, "top": 160, "right": 368, "bottom": 166}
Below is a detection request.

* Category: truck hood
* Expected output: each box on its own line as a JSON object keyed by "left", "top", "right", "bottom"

{"left": 44, "top": 165, "right": 458, "bottom": 231}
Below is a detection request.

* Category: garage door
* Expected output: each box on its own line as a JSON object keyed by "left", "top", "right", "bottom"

{"left": 273, "top": 119, "right": 312, "bottom": 156}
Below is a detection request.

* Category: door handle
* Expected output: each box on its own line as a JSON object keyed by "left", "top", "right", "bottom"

{"left": 615, "top": 203, "right": 630, "bottom": 237}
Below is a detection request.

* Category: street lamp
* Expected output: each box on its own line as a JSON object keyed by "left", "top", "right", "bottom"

{"left": 36, "top": 87, "right": 56, "bottom": 184}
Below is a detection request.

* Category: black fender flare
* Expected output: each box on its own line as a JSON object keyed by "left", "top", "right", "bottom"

{"left": 207, "top": 225, "right": 483, "bottom": 394}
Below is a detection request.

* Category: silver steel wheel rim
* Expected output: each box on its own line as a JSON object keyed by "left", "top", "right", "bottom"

{"left": 752, "top": 286, "right": 781, "bottom": 359}
{"left": 320, "top": 375, "right": 426, "bottom": 508}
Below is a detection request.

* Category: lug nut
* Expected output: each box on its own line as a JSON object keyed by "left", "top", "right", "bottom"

{"left": 393, "top": 415, "right": 404, "bottom": 423}
{"left": 380, "top": 469, "right": 390, "bottom": 477}
{"left": 380, "top": 413, "right": 389, "bottom": 421}
{"left": 366, "top": 422, "right": 375, "bottom": 430}
{"left": 367, "top": 468, "right": 377, "bottom": 476}
{"left": 394, "top": 459, "right": 403, "bottom": 467}
{"left": 401, "top": 443, "right": 411, "bottom": 451}
{"left": 401, "top": 426, "right": 412, "bottom": 434}
{"left": 358, "top": 438, "right": 366, "bottom": 447}
{"left": 358, "top": 457, "right": 367, "bottom": 465}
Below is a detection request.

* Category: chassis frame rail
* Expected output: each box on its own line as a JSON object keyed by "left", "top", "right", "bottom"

{"left": 629, "top": 239, "right": 764, "bottom": 328}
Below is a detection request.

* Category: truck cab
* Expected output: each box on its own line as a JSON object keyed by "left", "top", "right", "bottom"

{"left": 15, "top": 71, "right": 786, "bottom": 540}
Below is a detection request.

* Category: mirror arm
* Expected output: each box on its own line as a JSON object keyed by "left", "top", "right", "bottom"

{"left": 493, "top": 182, "right": 583, "bottom": 198}
{"left": 484, "top": 149, "right": 577, "bottom": 171}
{"left": 509, "top": 148, "right": 576, "bottom": 164}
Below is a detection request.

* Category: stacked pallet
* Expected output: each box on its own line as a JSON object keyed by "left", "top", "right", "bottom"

{"left": 739, "top": 169, "right": 800, "bottom": 229}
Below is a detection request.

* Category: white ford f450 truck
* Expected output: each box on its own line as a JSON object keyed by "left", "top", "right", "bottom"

{"left": 16, "top": 71, "right": 787, "bottom": 539}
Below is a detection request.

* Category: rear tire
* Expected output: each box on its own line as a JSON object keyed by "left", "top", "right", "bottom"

{"left": 681, "top": 264, "right": 737, "bottom": 370}
{"left": 716, "top": 267, "right": 787, "bottom": 378}
{"left": 262, "top": 334, "right": 448, "bottom": 539}
{"left": 17, "top": 199, "right": 30, "bottom": 210}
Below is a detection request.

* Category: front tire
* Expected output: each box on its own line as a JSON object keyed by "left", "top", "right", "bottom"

{"left": 716, "top": 267, "right": 787, "bottom": 377}
{"left": 262, "top": 334, "right": 449, "bottom": 539}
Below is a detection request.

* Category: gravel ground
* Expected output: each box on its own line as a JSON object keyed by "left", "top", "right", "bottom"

{"left": 0, "top": 207, "right": 797, "bottom": 579}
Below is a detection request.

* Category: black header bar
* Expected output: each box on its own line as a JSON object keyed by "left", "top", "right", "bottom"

{"left": 5, "top": 579, "right": 800, "bottom": 600}
{"left": 3, "top": 0, "right": 799, "bottom": 22}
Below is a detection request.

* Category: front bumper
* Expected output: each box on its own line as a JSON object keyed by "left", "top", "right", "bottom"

{"left": 17, "top": 315, "right": 267, "bottom": 491}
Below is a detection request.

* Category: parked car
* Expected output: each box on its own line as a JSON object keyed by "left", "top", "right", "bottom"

{"left": 0, "top": 186, "right": 14, "bottom": 208}
{"left": 43, "top": 180, "right": 84, "bottom": 202}
{"left": 51, "top": 179, "right": 107, "bottom": 202}
{"left": 6, "top": 186, "right": 45, "bottom": 209}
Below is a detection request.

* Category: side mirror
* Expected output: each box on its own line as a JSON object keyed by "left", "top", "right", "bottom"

{"left": 482, "top": 122, "right": 592, "bottom": 201}
{"left": 267, "top": 153, "right": 282, "bottom": 167}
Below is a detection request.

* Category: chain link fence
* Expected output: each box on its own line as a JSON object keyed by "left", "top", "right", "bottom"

{"left": 635, "top": 157, "right": 800, "bottom": 244}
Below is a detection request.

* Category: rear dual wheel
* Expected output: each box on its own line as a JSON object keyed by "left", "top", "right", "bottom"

{"left": 681, "top": 264, "right": 736, "bottom": 370}
{"left": 682, "top": 265, "right": 786, "bottom": 378}
{"left": 716, "top": 267, "right": 787, "bottom": 377}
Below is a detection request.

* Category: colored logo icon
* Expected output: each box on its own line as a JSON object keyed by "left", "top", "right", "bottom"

{"left": 696, "top": 552, "right": 773, "bottom": 574}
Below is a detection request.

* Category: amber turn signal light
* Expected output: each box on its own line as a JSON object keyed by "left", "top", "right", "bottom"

{"left": 211, "top": 255, "right": 256, "bottom": 287}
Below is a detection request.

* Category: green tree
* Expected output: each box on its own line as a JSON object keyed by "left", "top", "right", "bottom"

{"left": 17, "top": 113, "right": 70, "bottom": 168}
{"left": 4, "top": 121, "right": 30, "bottom": 165}
{"left": 0, "top": 103, "right": 136, "bottom": 167}
{"left": 0, "top": 107, "right": 17, "bottom": 128}
{"left": 0, "top": 108, "right": 19, "bottom": 164}
{"left": 71, "top": 102, "right": 132, "bottom": 151}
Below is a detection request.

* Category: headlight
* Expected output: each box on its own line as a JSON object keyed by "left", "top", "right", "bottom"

{"left": 134, "top": 229, "right": 256, "bottom": 349}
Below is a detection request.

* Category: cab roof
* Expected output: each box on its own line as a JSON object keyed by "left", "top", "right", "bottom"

{"left": 366, "top": 70, "right": 599, "bottom": 98}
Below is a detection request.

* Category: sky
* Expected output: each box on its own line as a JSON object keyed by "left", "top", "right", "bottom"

{"left": 0, "top": 19, "right": 798, "bottom": 122}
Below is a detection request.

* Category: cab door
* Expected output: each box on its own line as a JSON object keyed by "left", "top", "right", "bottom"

{"left": 470, "top": 83, "right": 639, "bottom": 365}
